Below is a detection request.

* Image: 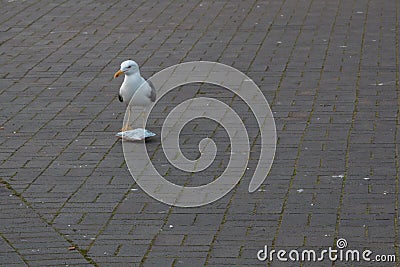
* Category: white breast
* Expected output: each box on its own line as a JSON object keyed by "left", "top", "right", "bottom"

{"left": 120, "top": 74, "right": 152, "bottom": 106}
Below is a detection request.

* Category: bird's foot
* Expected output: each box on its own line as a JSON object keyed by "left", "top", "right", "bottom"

{"left": 120, "top": 125, "right": 133, "bottom": 132}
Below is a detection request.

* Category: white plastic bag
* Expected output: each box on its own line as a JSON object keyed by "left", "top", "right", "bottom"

{"left": 115, "top": 128, "right": 156, "bottom": 141}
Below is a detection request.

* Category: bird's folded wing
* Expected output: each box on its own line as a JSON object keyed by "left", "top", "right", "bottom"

{"left": 147, "top": 80, "right": 157, "bottom": 102}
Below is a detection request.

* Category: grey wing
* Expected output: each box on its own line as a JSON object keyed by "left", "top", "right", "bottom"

{"left": 147, "top": 80, "right": 156, "bottom": 102}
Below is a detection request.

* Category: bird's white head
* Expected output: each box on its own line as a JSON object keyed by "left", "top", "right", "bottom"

{"left": 114, "top": 60, "right": 139, "bottom": 78}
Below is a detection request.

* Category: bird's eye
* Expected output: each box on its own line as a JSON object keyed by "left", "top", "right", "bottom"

{"left": 127, "top": 66, "right": 131, "bottom": 68}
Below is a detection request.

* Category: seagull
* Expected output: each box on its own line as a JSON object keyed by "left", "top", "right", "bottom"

{"left": 114, "top": 60, "right": 156, "bottom": 132}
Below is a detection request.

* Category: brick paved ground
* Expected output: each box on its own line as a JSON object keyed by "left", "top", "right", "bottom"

{"left": 1, "top": 0, "right": 399, "bottom": 266}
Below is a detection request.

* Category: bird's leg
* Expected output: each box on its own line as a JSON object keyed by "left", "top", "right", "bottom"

{"left": 121, "top": 108, "right": 133, "bottom": 132}
{"left": 142, "top": 108, "right": 146, "bottom": 129}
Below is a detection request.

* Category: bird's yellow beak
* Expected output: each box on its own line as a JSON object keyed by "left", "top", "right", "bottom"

{"left": 114, "top": 70, "right": 123, "bottom": 79}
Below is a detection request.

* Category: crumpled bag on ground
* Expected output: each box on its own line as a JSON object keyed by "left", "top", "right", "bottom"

{"left": 115, "top": 128, "right": 156, "bottom": 141}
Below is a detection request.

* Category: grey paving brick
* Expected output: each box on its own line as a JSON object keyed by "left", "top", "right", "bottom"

{"left": 1, "top": 0, "right": 399, "bottom": 266}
